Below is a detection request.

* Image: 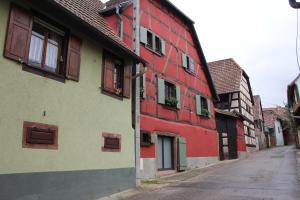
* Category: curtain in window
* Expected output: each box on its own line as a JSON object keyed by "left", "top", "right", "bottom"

{"left": 28, "top": 32, "right": 44, "bottom": 66}
{"left": 45, "top": 37, "right": 58, "bottom": 72}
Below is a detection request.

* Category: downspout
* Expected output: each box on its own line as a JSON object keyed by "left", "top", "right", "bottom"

{"left": 116, "top": 6, "right": 123, "bottom": 39}
{"left": 133, "top": 0, "right": 141, "bottom": 186}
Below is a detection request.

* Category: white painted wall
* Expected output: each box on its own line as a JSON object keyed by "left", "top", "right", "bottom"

{"left": 274, "top": 120, "right": 284, "bottom": 146}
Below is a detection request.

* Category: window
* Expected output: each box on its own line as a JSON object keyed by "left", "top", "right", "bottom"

{"left": 28, "top": 20, "right": 63, "bottom": 74}
{"left": 182, "top": 53, "right": 194, "bottom": 73}
{"left": 140, "top": 73, "right": 146, "bottom": 99}
{"left": 157, "top": 78, "right": 180, "bottom": 109}
{"left": 140, "top": 27, "right": 165, "bottom": 55}
{"left": 4, "top": 5, "right": 81, "bottom": 82}
{"left": 147, "top": 31, "right": 153, "bottom": 49}
{"left": 102, "top": 133, "right": 121, "bottom": 152}
{"left": 140, "top": 131, "right": 153, "bottom": 146}
{"left": 155, "top": 36, "right": 162, "bottom": 54}
{"left": 22, "top": 121, "right": 58, "bottom": 150}
{"left": 195, "top": 95, "right": 211, "bottom": 117}
{"left": 102, "top": 52, "right": 131, "bottom": 98}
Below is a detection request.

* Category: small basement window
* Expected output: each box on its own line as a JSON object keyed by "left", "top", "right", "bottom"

{"left": 102, "top": 133, "right": 121, "bottom": 152}
{"left": 22, "top": 121, "right": 58, "bottom": 150}
{"left": 141, "top": 131, "right": 152, "bottom": 146}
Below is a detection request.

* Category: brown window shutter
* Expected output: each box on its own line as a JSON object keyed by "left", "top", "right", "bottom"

{"left": 123, "top": 65, "right": 131, "bottom": 98}
{"left": 103, "top": 54, "right": 115, "bottom": 93}
{"left": 4, "top": 5, "right": 32, "bottom": 63}
{"left": 66, "top": 35, "right": 81, "bottom": 81}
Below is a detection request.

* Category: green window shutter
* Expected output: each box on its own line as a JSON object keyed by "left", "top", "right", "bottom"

{"left": 196, "top": 95, "right": 202, "bottom": 115}
{"left": 182, "top": 53, "right": 187, "bottom": 68}
{"left": 189, "top": 58, "right": 195, "bottom": 73}
{"left": 177, "top": 137, "right": 187, "bottom": 171}
{"left": 157, "top": 78, "right": 165, "bottom": 104}
{"left": 207, "top": 98, "right": 211, "bottom": 117}
{"left": 176, "top": 85, "right": 181, "bottom": 109}
{"left": 161, "top": 39, "right": 166, "bottom": 55}
{"left": 142, "top": 73, "right": 146, "bottom": 99}
{"left": 140, "top": 27, "right": 147, "bottom": 44}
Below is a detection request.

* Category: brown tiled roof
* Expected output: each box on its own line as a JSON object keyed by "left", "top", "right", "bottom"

{"left": 263, "top": 109, "right": 276, "bottom": 128}
{"left": 207, "top": 58, "right": 242, "bottom": 94}
{"left": 253, "top": 95, "right": 262, "bottom": 120}
{"left": 52, "top": 0, "right": 139, "bottom": 59}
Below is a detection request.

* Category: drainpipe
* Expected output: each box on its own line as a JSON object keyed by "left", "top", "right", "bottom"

{"left": 133, "top": 0, "right": 141, "bottom": 186}
{"left": 116, "top": 6, "right": 123, "bottom": 39}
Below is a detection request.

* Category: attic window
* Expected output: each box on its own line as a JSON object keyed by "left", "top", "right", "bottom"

{"left": 102, "top": 133, "right": 121, "bottom": 152}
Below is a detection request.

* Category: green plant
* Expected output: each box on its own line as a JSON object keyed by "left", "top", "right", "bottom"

{"left": 165, "top": 97, "right": 178, "bottom": 107}
{"left": 201, "top": 108, "right": 210, "bottom": 117}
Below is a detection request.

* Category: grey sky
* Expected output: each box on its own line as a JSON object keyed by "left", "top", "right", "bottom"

{"left": 170, "top": 0, "right": 299, "bottom": 108}
{"left": 103, "top": 0, "right": 299, "bottom": 108}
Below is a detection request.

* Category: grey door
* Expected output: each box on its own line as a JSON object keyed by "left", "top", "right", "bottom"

{"left": 157, "top": 136, "right": 173, "bottom": 170}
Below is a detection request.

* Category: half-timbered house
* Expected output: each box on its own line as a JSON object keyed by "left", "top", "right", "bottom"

{"left": 101, "top": 0, "right": 219, "bottom": 179}
{"left": 208, "top": 58, "right": 256, "bottom": 152}
{"left": 253, "top": 95, "right": 267, "bottom": 149}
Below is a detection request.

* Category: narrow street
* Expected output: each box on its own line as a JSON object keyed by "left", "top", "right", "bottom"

{"left": 131, "top": 146, "right": 300, "bottom": 200}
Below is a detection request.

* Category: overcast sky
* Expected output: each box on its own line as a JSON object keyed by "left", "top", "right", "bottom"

{"left": 103, "top": 0, "right": 299, "bottom": 108}
{"left": 169, "top": 0, "right": 299, "bottom": 108}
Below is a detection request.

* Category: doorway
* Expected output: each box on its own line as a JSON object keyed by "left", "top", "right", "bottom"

{"left": 157, "top": 136, "right": 173, "bottom": 170}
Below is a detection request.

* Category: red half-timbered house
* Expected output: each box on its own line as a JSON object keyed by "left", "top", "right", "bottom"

{"left": 101, "top": 0, "right": 219, "bottom": 178}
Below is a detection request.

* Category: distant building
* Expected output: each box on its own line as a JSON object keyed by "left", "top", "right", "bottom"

{"left": 253, "top": 95, "right": 267, "bottom": 149}
{"left": 263, "top": 108, "right": 285, "bottom": 146}
{"left": 208, "top": 58, "right": 256, "bottom": 152}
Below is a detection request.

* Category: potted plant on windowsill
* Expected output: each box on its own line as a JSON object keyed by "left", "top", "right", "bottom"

{"left": 201, "top": 108, "right": 210, "bottom": 117}
{"left": 165, "top": 97, "right": 178, "bottom": 108}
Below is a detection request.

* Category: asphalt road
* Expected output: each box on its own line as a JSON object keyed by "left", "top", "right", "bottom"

{"left": 131, "top": 146, "right": 300, "bottom": 200}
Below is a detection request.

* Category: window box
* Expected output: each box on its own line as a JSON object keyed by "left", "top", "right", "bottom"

{"left": 157, "top": 78, "right": 181, "bottom": 109}
{"left": 196, "top": 95, "right": 211, "bottom": 118}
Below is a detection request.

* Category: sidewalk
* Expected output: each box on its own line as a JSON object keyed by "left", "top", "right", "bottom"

{"left": 97, "top": 159, "right": 239, "bottom": 200}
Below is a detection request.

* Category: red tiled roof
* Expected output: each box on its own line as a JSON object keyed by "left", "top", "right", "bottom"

{"left": 53, "top": 0, "right": 135, "bottom": 55}
{"left": 207, "top": 58, "right": 242, "bottom": 94}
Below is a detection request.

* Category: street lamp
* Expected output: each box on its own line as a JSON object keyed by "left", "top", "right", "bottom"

{"left": 289, "top": 0, "right": 300, "bottom": 9}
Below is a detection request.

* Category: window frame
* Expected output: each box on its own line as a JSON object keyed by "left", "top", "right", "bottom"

{"left": 22, "top": 121, "right": 58, "bottom": 150}
{"left": 25, "top": 15, "right": 68, "bottom": 81}
{"left": 102, "top": 132, "right": 121, "bottom": 152}
{"left": 102, "top": 51, "right": 125, "bottom": 99}
{"left": 164, "top": 81, "right": 177, "bottom": 108}
{"left": 142, "top": 28, "right": 164, "bottom": 56}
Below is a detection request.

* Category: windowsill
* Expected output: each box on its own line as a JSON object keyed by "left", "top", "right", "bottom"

{"left": 22, "top": 63, "right": 65, "bottom": 83}
{"left": 184, "top": 68, "right": 195, "bottom": 75}
{"left": 144, "top": 45, "right": 163, "bottom": 57}
{"left": 101, "top": 88, "right": 124, "bottom": 101}
{"left": 101, "top": 147, "right": 121, "bottom": 152}
{"left": 163, "top": 104, "right": 178, "bottom": 111}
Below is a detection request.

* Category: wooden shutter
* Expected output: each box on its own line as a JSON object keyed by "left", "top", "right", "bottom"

{"left": 140, "top": 26, "right": 148, "bottom": 44}
{"left": 161, "top": 39, "right": 166, "bottom": 55}
{"left": 189, "top": 58, "right": 195, "bottom": 73}
{"left": 142, "top": 73, "right": 146, "bottom": 99}
{"left": 157, "top": 78, "right": 165, "bottom": 104}
{"left": 103, "top": 54, "right": 115, "bottom": 93}
{"left": 4, "top": 5, "right": 32, "bottom": 63}
{"left": 27, "top": 127, "right": 55, "bottom": 145}
{"left": 123, "top": 65, "right": 131, "bottom": 98}
{"left": 182, "top": 53, "right": 187, "bottom": 68}
{"left": 207, "top": 98, "right": 211, "bottom": 117}
{"left": 177, "top": 137, "right": 187, "bottom": 171}
{"left": 196, "top": 95, "right": 202, "bottom": 115}
{"left": 66, "top": 35, "right": 81, "bottom": 81}
{"left": 176, "top": 85, "right": 181, "bottom": 109}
